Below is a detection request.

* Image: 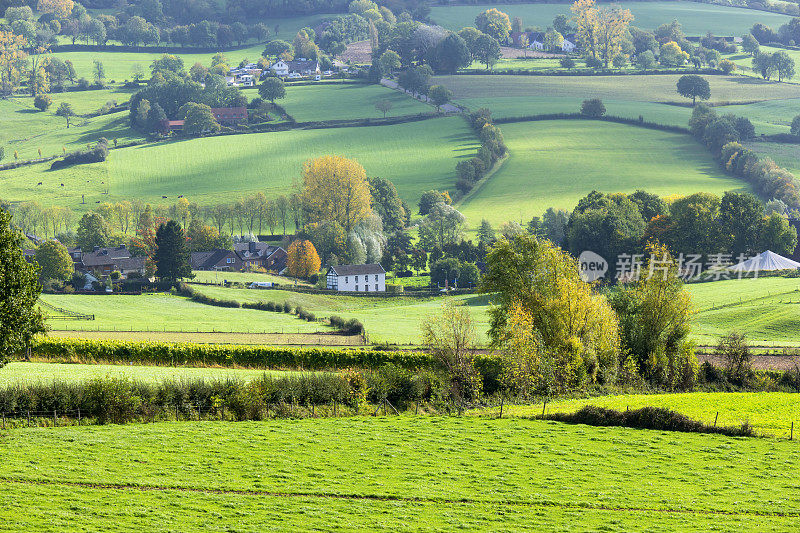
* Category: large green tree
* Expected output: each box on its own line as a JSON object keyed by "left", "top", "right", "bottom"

{"left": 258, "top": 77, "right": 286, "bottom": 103}
{"left": 154, "top": 220, "right": 191, "bottom": 282}
{"left": 34, "top": 240, "right": 73, "bottom": 282}
{"left": 475, "top": 8, "right": 511, "bottom": 42}
{"left": 76, "top": 212, "right": 110, "bottom": 251}
{"left": 676, "top": 75, "right": 711, "bottom": 105}
{"left": 0, "top": 208, "right": 45, "bottom": 357}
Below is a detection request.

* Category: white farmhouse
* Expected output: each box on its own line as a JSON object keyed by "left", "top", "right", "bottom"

{"left": 327, "top": 264, "right": 386, "bottom": 292}
{"left": 561, "top": 39, "right": 576, "bottom": 52}
{"left": 270, "top": 59, "right": 320, "bottom": 77}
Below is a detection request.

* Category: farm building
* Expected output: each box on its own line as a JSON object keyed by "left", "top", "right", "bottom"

{"left": 326, "top": 264, "right": 386, "bottom": 292}
{"left": 160, "top": 107, "right": 248, "bottom": 133}
{"left": 79, "top": 245, "right": 146, "bottom": 277}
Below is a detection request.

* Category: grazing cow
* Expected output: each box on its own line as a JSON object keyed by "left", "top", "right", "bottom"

{"left": 60, "top": 183, "right": 64, "bottom": 186}
{"left": 162, "top": 195, "right": 167, "bottom": 198}
{"left": 37, "top": 182, "right": 42, "bottom": 185}
{"left": 178, "top": 195, "right": 183, "bottom": 198}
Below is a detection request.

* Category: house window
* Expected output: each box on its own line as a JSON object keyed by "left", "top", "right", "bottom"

{"left": 345, "top": 276, "right": 348, "bottom": 283}
{"left": 355, "top": 275, "right": 359, "bottom": 282}
{"left": 375, "top": 284, "right": 378, "bottom": 291}
{"left": 374, "top": 275, "right": 378, "bottom": 281}
{"left": 356, "top": 286, "right": 359, "bottom": 291}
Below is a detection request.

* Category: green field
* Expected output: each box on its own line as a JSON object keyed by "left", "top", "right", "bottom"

{"left": 189, "top": 285, "right": 491, "bottom": 344}
{"left": 429, "top": 1, "right": 794, "bottom": 36}
{"left": 0, "top": 116, "right": 476, "bottom": 213}
{"left": 0, "top": 91, "right": 142, "bottom": 161}
{"left": 458, "top": 120, "right": 745, "bottom": 226}
{"left": 0, "top": 362, "right": 290, "bottom": 385}
{"left": 687, "top": 276, "right": 800, "bottom": 345}
{"left": 435, "top": 74, "right": 800, "bottom": 107}
{"left": 489, "top": 392, "right": 800, "bottom": 438}
{"left": 281, "top": 84, "right": 433, "bottom": 122}
{"left": 190, "top": 270, "right": 311, "bottom": 286}
{"left": 40, "top": 293, "right": 324, "bottom": 334}
{"left": 2, "top": 417, "right": 799, "bottom": 531}
{"left": 744, "top": 141, "right": 800, "bottom": 174}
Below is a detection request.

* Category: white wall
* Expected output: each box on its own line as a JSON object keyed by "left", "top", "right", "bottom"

{"left": 335, "top": 273, "right": 385, "bottom": 292}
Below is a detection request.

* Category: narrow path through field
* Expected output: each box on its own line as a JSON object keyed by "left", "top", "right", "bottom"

{"left": 1, "top": 476, "right": 796, "bottom": 519}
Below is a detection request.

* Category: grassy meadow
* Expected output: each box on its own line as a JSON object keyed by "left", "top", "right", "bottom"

{"left": 3, "top": 417, "right": 800, "bottom": 531}
{"left": 458, "top": 120, "right": 745, "bottom": 226}
{"left": 0, "top": 90, "right": 142, "bottom": 161}
{"left": 687, "top": 276, "right": 800, "bottom": 345}
{"left": 40, "top": 293, "right": 325, "bottom": 334}
{"left": 744, "top": 140, "right": 800, "bottom": 174}
{"left": 0, "top": 116, "right": 475, "bottom": 213}
{"left": 189, "top": 285, "right": 491, "bottom": 344}
{"left": 280, "top": 83, "right": 433, "bottom": 122}
{"left": 0, "top": 362, "right": 291, "bottom": 385}
{"left": 434, "top": 73, "right": 800, "bottom": 107}
{"left": 429, "top": 1, "right": 794, "bottom": 36}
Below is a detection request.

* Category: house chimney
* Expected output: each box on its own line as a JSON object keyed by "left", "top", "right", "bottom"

{"left": 249, "top": 241, "right": 257, "bottom": 253}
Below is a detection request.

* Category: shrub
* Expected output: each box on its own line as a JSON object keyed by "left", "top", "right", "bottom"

{"left": 543, "top": 405, "right": 754, "bottom": 437}
{"left": 34, "top": 93, "right": 52, "bottom": 111}
{"left": 560, "top": 57, "right": 576, "bottom": 69}
{"left": 50, "top": 140, "right": 108, "bottom": 170}
{"left": 581, "top": 98, "right": 606, "bottom": 117}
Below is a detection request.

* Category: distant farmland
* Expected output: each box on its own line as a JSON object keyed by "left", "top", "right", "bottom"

{"left": 429, "top": 1, "right": 794, "bottom": 36}
{"left": 458, "top": 120, "right": 745, "bottom": 226}
{"left": 1, "top": 116, "right": 477, "bottom": 213}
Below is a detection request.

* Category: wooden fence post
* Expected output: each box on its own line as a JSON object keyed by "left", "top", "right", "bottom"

{"left": 791, "top": 421, "right": 794, "bottom": 441}
{"left": 53, "top": 410, "right": 57, "bottom": 427}
{"left": 499, "top": 397, "right": 504, "bottom": 419}
{"left": 77, "top": 408, "right": 81, "bottom": 425}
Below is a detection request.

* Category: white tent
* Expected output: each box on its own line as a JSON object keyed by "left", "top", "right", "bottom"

{"left": 729, "top": 250, "right": 800, "bottom": 272}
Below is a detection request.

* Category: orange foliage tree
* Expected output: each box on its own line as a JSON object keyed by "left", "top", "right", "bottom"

{"left": 37, "top": 0, "right": 75, "bottom": 19}
{"left": 287, "top": 239, "right": 321, "bottom": 278}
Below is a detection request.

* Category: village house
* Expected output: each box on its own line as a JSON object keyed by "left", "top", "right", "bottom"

{"left": 79, "top": 245, "right": 146, "bottom": 277}
{"left": 190, "top": 249, "right": 241, "bottom": 271}
{"left": 270, "top": 59, "right": 320, "bottom": 77}
{"left": 326, "top": 264, "right": 386, "bottom": 292}
{"left": 24, "top": 244, "right": 145, "bottom": 279}
{"left": 233, "top": 241, "right": 288, "bottom": 272}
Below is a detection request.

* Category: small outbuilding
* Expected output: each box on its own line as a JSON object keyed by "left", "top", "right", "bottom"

{"left": 327, "top": 264, "right": 386, "bottom": 292}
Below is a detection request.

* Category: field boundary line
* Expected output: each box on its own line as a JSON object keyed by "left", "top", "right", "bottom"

{"left": 454, "top": 153, "right": 509, "bottom": 209}
{"left": 695, "top": 288, "right": 799, "bottom": 313}
{"left": 1, "top": 477, "right": 797, "bottom": 518}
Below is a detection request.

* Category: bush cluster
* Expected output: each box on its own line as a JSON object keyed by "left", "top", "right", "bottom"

{"left": 50, "top": 140, "right": 109, "bottom": 170}
{"left": 455, "top": 109, "right": 507, "bottom": 195}
{"left": 0, "top": 373, "right": 364, "bottom": 424}
{"left": 689, "top": 104, "right": 799, "bottom": 208}
{"left": 542, "top": 405, "right": 754, "bottom": 437}
{"left": 328, "top": 316, "right": 365, "bottom": 335}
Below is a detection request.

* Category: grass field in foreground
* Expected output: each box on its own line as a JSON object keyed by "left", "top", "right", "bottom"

{"left": 0, "top": 362, "right": 292, "bottom": 386}
{"left": 458, "top": 120, "right": 745, "bottom": 226}
{"left": 434, "top": 73, "right": 800, "bottom": 105}
{"left": 280, "top": 84, "right": 433, "bottom": 122}
{"left": 429, "top": 1, "right": 794, "bottom": 36}
{"left": 686, "top": 277, "right": 800, "bottom": 345}
{"left": 485, "top": 392, "right": 800, "bottom": 438}
{"left": 0, "top": 116, "right": 475, "bottom": 213}
{"left": 190, "top": 286, "right": 492, "bottom": 344}
{"left": 2, "top": 418, "right": 799, "bottom": 531}
{"left": 40, "top": 293, "right": 324, "bottom": 334}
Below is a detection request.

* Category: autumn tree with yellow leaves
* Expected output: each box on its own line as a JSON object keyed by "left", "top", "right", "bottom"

{"left": 37, "top": 0, "right": 75, "bottom": 19}
{"left": 0, "top": 31, "right": 28, "bottom": 96}
{"left": 287, "top": 239, "right": 321, "bottom": 278}
{"left": 571, "top": 0, "right": 633, "bottom": 67}
{"left": 299, "top": 155, "right": 372, "bottom": 232}
{"left": 481, "top": 234, "right": 621, "bottom": 393}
